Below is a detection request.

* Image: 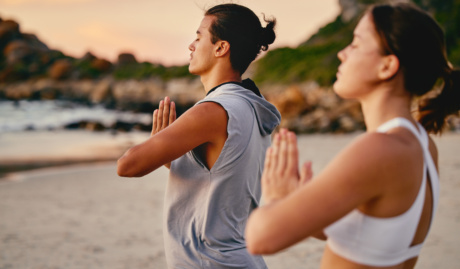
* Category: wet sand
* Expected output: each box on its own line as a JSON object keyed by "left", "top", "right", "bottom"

{"left": 0, "top": 131, "right": 459, "bottom": 268}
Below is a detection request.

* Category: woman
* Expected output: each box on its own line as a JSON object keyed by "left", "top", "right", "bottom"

{"left": 245, "top": 2, "right": 459, "bottom": 268}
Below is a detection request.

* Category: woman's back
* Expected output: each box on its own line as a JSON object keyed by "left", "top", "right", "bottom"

{"left": 321, "top": 118, "right": 439, "bottom": 268}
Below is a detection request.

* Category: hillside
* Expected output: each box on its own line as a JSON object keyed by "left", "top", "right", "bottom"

{"left": 0, "top": 0, "right": 457, "bottom": 86}
{"left": 253, "top": 0, "right": 460, "bottom": 86}
{"left": 1, "top": 0, "right": 459, "bottom": 134}
{"left": 0, "top": 17, "right": 193, "bottom": 83}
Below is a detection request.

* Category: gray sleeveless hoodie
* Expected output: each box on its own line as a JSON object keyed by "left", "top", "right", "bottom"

{"left": 164, "top": 79, "right": 281, "bottom": 269}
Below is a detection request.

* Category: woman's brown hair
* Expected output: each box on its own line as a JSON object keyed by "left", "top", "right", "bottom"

{"left": 370, "top": 3, "right": 460, "bottom": 134}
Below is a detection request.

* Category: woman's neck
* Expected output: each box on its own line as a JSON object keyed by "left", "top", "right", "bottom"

{"left": 360, "top": 86, "right": 414, "bottom": 132}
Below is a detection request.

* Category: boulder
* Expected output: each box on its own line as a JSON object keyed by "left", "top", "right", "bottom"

{"left": 267, "top": 85, "right": 308, "bottom": 119}
{"left": 21, "top": 33, "right": 49, "bottom": 52}
{"left": 3, "top": 40, "right": 33, "bottom": 65}
{"left": 80, "top": 51, "right": 97, "bottom": 62}
{"left": 91, "top": 58, "right": 112, "bottom": 73}
{"left": 48, "top": 59, "right": 73, "bottom": 80}
{"left": 165, "top": 78, "right": 204, "bottom": 104}
{"left": 90, "top": 78, "right": 113, "bottom": 104}
{"left": 117, "top": 52, "right": 137, "bottom": 66}
{"left": 0, "top": 20, "right": 20, "bottom": 49}
{"left": 2, "top": 81, "right": 34, "bottom": 99}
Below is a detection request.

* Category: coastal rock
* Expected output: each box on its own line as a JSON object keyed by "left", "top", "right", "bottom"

{"left": 112, "top": 78, "right": 164, "bottom": 102}
{"left": 90, "top": 78, "right": 113, "bottom": 104}
{"left": 117, "top": 53, "right": 137, "bottom": 66}
{"left": 48, "top": 59, "right": 73, "bottom": 80}
{"left": 264, "top": 82, "right": 364, "bottom": 133}
{"left": 21, "top": 33, "right": 49, "bottom": 51}
{"left": 91, "top": 58, "right": 112, "bottom": 73}
{"left": 268, "top": 86, "right": 308, "bottom": 119}
{"left": 2, "top": 81, "right": 34, "bottom": 99}
{"left": 4, "top": 40, "right": 34, "bottom": 65}
{"left": 339, "top": 0, "right": 360, "bottom": 22}
{"left": 0, "top": 19, "right": 21, "bottom": 49}
{"left": 80, "top": 52, "right": 97, "bottom": 62}
{"left": 166, "top": 78, "right": 204, "bottom": 104}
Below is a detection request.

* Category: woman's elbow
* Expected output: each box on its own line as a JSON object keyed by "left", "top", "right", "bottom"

{"left": 245, "top": 214, "right": 278, "bottom": 255}
{"left": 246, "top": 234, "right": 278, "bottom": 255}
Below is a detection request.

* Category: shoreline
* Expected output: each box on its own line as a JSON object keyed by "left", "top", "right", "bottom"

{"left": 1, "top": 129, "right": 459, "bottom": 177}
{"left": 0, "top": 130, "right": 150, "bottom": 178}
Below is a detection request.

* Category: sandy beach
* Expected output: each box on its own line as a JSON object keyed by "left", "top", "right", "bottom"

{"left": 0, "top": 130, "right": 459, "bottom": 268}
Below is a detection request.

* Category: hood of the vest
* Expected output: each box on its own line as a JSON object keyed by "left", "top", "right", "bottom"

{"left": 210, "top": 79, "right": 281, "bottom": 136}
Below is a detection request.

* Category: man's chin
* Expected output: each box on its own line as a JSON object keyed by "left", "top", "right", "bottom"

{"left": 188, "top": 66, "right": 198, "bottom": 75}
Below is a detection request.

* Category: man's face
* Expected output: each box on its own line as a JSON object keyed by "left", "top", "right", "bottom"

{"left": 188, "top": 16, "right": 217, "bottom": 76}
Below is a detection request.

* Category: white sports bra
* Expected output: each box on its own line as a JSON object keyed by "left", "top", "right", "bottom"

{"left": 324, "top": 117, "right": 440, "bottom": 267}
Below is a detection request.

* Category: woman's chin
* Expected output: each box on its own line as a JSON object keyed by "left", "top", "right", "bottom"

{"left": 332, "top": 82, "right": 352, "bottom": 99}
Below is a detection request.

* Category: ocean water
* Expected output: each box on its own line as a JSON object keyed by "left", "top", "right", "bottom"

{"left": 0, "top": 100, "right": 152, "bottom": 133}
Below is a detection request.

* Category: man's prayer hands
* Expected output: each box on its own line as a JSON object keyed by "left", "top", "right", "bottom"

{"left": 152, "top": 96, "right": 176, "bottom": 136}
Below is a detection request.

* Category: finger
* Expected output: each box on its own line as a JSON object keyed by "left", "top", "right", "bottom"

{"left": 271, "top": 133, "right": 281, "bottom": 171}
{"left": 170, "top": 101, "right": 176, "bottom": 123}
{"left": 152, "top": 109, "right": 159, "bottom": 135}
{"left": 162, "top": 97, "right": 170, "bottom": 128}
{"left": 263, "top": 147, "right": 273, "bottom": 174}
{"left": 276, "top": 129, "right": 289, "bottom": 174}
{"left": 285, "top": 131, "right": 299, "bottom": 175}
{"left": 300, "top": 161, "right": 313, "bottom": 184}
{"left": 157, "top": 100, "right": 164, "bottom": 131}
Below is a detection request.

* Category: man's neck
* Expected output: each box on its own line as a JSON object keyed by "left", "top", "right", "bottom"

{"left": 200, "top": 66, "right": 242, "bottom": 94}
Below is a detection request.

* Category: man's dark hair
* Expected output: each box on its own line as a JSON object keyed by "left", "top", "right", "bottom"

{"left": 205, "top": 4, "right": 276, "bottom": 74}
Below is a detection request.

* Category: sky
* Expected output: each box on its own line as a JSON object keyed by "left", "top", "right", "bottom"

{"left": 0, "top": 0, "right": 341, "bottom": 66}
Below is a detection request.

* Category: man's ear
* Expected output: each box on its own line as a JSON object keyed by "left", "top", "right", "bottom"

{"left": 214, "top": 40, "right": 230, "bottom": 57}
{"left": 378, "top": 54, "right": 399, "bottom": 80}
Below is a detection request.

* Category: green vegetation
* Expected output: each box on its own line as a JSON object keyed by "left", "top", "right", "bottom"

{"left": 253, "top": 15, "right": 356, "bottom": 86}
{"left": 1, "top": 0, "right": 457, "bottom": 84}
{"left": 113, "top": 62, "right": 194, "bottom": 81}
{"left": 253, "top": 0, "right": 460, "bottom": 87}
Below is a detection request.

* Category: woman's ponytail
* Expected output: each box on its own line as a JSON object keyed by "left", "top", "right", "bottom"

{"left": 418, "top": 68, "right": 460, "bottom": 134}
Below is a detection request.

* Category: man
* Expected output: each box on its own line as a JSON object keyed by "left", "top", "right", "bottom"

{"left": 117, "top": 4, "right": 280, "bottom": 268}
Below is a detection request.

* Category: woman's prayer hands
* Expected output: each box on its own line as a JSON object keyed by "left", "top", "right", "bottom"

{"left": 262, "top": 128, "right": 312, "bottom": 204}
{"left": 152, "top": 96, "right": 176, "bottom": 136}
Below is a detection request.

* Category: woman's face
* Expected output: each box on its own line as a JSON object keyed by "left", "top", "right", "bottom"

{"left": 333, "top": 13, "right": 387, "bottom": 99}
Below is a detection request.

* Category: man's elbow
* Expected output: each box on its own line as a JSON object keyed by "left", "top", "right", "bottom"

{"left": 117, "top": 157, "right": 133, "bottom": 177}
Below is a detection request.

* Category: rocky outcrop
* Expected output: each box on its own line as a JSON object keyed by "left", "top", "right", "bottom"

{"left": 117, "top": 52, "right": 137, "bottom": 66}
{"left": 264, "top": 83, "right": 365, "bottom": 133}
{"left": 1, "top": 10, "right": 458, "bottom": 134}
{"left": 48, "top": 59, "right": 73, "bottom": 80}
{"left": 339, "top": 0, "right": 361, "bottom": 22}
{"left": 0, "top": 76, "right": 204, "bottom": 111}
{"left": 0, "top": 74, "right": 367, "bottom": 133}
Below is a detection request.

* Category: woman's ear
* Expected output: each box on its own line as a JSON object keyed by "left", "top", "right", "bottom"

{"left": 378, "top": 54, "right": 400, "bottom": 80}
{"left": 214, "top": 40, "right": 230, "bottom": 57}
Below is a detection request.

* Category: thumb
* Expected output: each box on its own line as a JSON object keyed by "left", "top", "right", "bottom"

{"left": 300, "top": 161, "right": 313, "bottom": 184}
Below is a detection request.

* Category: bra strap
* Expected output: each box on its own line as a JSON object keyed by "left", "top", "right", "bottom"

{"left": 377, "top": 117, "right": 439, "bottom": 227}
